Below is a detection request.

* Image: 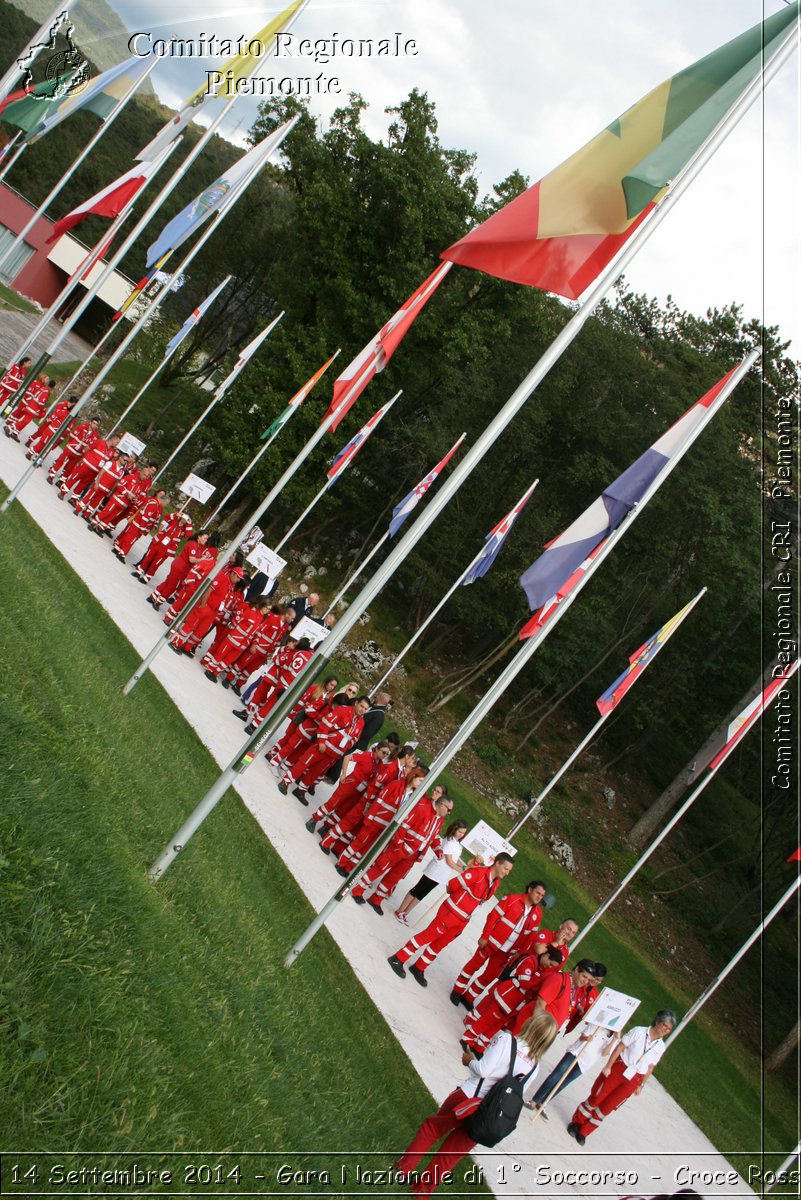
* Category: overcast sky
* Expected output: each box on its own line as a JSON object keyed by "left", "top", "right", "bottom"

{"left": 97, "top": 0, "right": 799, "bottom": 352}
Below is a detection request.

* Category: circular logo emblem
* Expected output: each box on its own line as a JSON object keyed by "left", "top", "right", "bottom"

{"left": 45, "top": 49, "right": 91, "bottom": 97}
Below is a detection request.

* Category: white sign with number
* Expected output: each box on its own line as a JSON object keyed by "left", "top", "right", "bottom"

{"left": 118, "top": 432, "right": 146, "bottom": 456}
{"left": 240, "top": 525, "right": 263, "bottom": 555}
{"left": 179, "top": 473, "right": 216, "bottom": 504}
{"left": 464, "top": 819, "right": 516, "bottom": 864}
{"left": 584, "top": 988, "right": 641, "bottom": 1032}
{"left": 245, "top": 542, "right": 286, "bottom": 581}
{"left": 292, "top": 616, "right": 329, "bottom": 648}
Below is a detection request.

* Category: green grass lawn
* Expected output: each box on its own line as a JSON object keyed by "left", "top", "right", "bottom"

{"left": 0, "top": 281, "right": 37, "bottom": 314}
{"left": 0, "top": 487, "right": 794, "bottom": 1180}
{"left": 0, "top": 492, "right": 490, "bottom": 1195}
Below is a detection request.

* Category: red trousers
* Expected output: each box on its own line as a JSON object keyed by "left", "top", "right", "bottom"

{"left": 172, "top": 605, "right": 219, "bottom": 650}
{"left": 61, "top": 462, "right": 96, "bottom": 495}
{"left": 314, "top": 776, "right": 364, "bottom": 823}
{"left": 136, "top": 541, "right": 171, "bottom": 580}
{"left": 335, "top": 814, "right": 386, "bottom": 869}
{"left": 48, "top": 448, "right": 79, "bottom": 480}
{"left": 572, "top": 1059, "right": 642, "bottom": 1138}
{"left": 271, "top": 723, "right": 310, "bottom": 764}
{"left": 459, "top": 948, "right": 509, "bottom": 1002}
{"left": 286, "top": 745, "right": 338, "bottom": 790}
{"left": 453, "top": 945, "right": 492, "bottom": 995}
{"left": 163, "top": 577, "right": 204, "bottom": 622}
{"left": 320, "top": 794, "right": 369, "bottom": 854}
{"left": 92, "top": 496, "right": 132, "bottom": 531}
{"left": 395, "top": 907, "right": 467, "bottom": 973}
{"left": 150, "top": 561, "right": 189, "bottom": 603}
{"left": 27, "top": 421, "right": 62, "bottom": 455}
{"left": 463, "top": 979, "right": 526, "bottom": 1051}
{"left": 114, "top": 524, "right": 146, "bottom": 556}
{"left": 75, "top": 483, "right": 114, "bottom": 516}
{"left": 396, "top": 1088, "right": 476, "bottom": 1198}
{"left": 227, "top": 647, "right": 269, "bottom": 685}
{"left": 352, "top": 844, "right": 416, "bottom": 901}
{"left": 6, "top": 403, "right": 37, "bottom": 435}
{"left": 203, "top": 635, "right": 248, "bottom": 674}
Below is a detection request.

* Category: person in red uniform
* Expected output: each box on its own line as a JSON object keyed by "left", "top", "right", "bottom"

{"left": 0, "top": 356, "right": 32, "bottom": 414}
{"left": 168, "top": 561, "right": 238, "bottom": 655}
{"left": 201, "top": 598, "right": 272, "bottom": 680}
{"left": 265, "top": 675, "right": 341, "bottom": 764}
{"left": 387, "top": 854, "right": 515, "bottom": 988}
{"left": 461, "top": 944, "right": 565, "bottom": 1054}
{"left": 351, "top": 785, "right": 453, "bottom": 914}
{"left": 304, "top": 740, "right": 393, "bottom": 836}
{"left": 89, "top": 463, "right": 155, "bottom": 533}
{"left": 567, "top": 1011, "right": 675, "bottom": 1146}
{"left": 112, "top": 490, "right": 169, "bottom": 559}
{"left": 59, "top": 432, "right": 122, "bottom": 501}
{"left": 47, "top": 416, "right": 100, "bottom": 483}
{"left": 132, "top": 510, "right": 192, "bottom": 583}
{"left": 511, "top": 959, "right": 593, "bottom": 1038}
{"left": 450, "top": 879, "right": 547, "bottom": 1010}
{"left": 222, "top": 606, "right": 293, "bottom": 691}
{"left": 4, "top": 376, "right": 54, "bottom": 440}
{"left": 147, "top": 530, "right": 214, "bottom": 608}
{"left": 239, "top": 638, "right": 315, "bottom": 733}
{"left": 26, "top": 395, "right": 77, "bottom": 458}
{"left": 523, "top": 917, "right": 579, "bottom": 966}
{"left": 74, "top": 450, "right": 128, "bottom": 518}
{"left": 278, "top": 696, "right": 370, "bottom": 804}
{"left": 328, "top": 749, "right": 420, "bottom": 867}
{"left": 161, "top": 539, "right": 220, "bottom": 624}
{"left": 320, "top": 743, "right": 417, "bottom": 858}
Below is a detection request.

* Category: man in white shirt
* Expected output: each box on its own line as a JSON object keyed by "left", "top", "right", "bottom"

{"left": 567, "top": 1010, "right": 676, "bottom": 1145}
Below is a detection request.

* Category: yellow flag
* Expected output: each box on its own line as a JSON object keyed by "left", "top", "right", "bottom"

{"left": 187, "top": 0, "right": 306, "bottom": 102}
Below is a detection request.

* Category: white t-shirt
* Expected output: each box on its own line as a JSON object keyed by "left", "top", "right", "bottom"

{"left": 423, "top": 837, "right": 464, "bottom": 884}
{"left": 566, "top": 1023, "right": 617, "bottom": 1072}
{"left": 619, "top": 1025, "right": 666, "bottom": 1079}
{"left": 460, "top": 1030, "right": 539, "bottom": 1098}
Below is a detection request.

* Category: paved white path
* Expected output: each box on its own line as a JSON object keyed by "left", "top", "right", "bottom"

{"left": 0, "top": 430, "right": 758, "bottom": 1200}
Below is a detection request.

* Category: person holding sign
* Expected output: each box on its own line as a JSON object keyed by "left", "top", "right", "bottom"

{"left": 567, "top": 1010, "right": 676, "bottom": 1145}
{"left": 528, "top": 964, "right": 614, "bottom": 1116}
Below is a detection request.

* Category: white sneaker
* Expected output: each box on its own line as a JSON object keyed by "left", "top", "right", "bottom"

{"left": 394, "top": 910, "right": 408, "bottom": 924}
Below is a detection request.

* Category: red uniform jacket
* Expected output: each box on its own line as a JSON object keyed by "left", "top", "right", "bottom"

{"left": 316, "top": 704, "right": 364, "bottom": 756}
{"left": 128, "top": 495, "right": 163, "bottom": 534}
{"left": 65, "top": 422, "right": 99, "bottom": 458}
{"left": 481, "top": 894, "right": 543, "bottom": 954}
{"left": 392, "top": 795, "right": 444, "bottom": 860}
{"left": 152, "top": 512, "right": 191, "bottom": 553}
{"left": 443, "top": 865, "right": 501, "bottom": 923}
{"left": 93, "top": 456, "right": 125, "bottom": 494}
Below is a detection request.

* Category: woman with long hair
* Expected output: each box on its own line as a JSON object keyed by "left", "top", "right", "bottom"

{"left": 394, "top": 816, "right": 470, "bottom": 924}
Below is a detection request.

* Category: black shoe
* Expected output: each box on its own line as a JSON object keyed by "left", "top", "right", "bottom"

{"left": 233, "top": 709, "right": 248, "bottom": 720}
{"left": 461, "top": 997, "right": 474, "bottom": 1012}
{"left": 368, "top": 900, "right": 384, "bottom": 916}
{"left": 292, "top": 787, "right": 309, "bottom": 807}
{"left": 335, "top": 865, "right": 349, "bottom": 878}
{"left": 450, "top": 990, "right": 463, "bottom": 1008}
{"left": 244, "top": 723, "right": 256, "bottom": 735}
{"left": 204, "top": 670, "right": 218, "bottom": 684}
{"left": 387, "top": 955, "right": 406, "bottom": 979}
{"left": 409, "top": 965, "right": 428, "bottom": 988}
{"left": 352, "top": 894, "right": 366, "bottom": 905}
{"left": 304, "top": 818, "right": 317, "bottom": 833}
{"left": 130, "top": 571, "right": 140, "bottom": 578}
{"left": 277, "top": 781, "right": 288, "bottom": 796}
{"left": 319, "top": 842, "right": 332, "bottom": 857}
{"left": 221, "top": 677, "right": 230, "bottom": 689}
{"left": 169, "top": 643, "right": 184, "bottom": 655}
{"left": 146, "top": 596, "right": 161, "bottom": 609}
{"left": 232, "top": 684, "right": 242, "bottom": 696}
{"left": 307, "top": 784, "right": 316, "bottom": 797}
{"left": 567, "top": 1122, "right": 584, "bottom": 1145}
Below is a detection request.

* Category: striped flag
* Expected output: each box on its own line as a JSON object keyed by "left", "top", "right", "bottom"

{"left": 442, "top": 3, "right": 799, "bottom": 300}
{"left": 47, "top": 156, "right": 160, "bottom": 243}
{"left": 135, "top": 0, "right": 307, "bottom": 161}
{"left": 260, "top": 350, "right": 339, "bottom": 441}
{"left": 213, "top": 311, "right": 284, "bottom": 397}
{"left": 0, "top": 71, "right": 81, "bottom": 132}
{"left": 145, "top": 118, "right": 295, "bottom": 269}
{"left": 389, "top": 433, "right": 465, "bottom": 537}
{"left": 519, "top": 540, "right": 608, "bottom": 640}
{"left": 26, "top": 54, "right": 153, "bottom": 142}
{"left": 518, "top": 366, "right": 739, "bottom": 635}
{"left": 596, "top": 590, "right": 706, "bottom": 716}
{"left": 707, "top": 660, "right": 800, "bottom": 772}
{"left": 325, "top": 262, "right": 451, "bottom": 431}
{"left": 163, "top": 276, "right": 232, "bottom": 359}
{"left": 326, "top": 399, "right": 396, "bottom": 490}
{"left": 461, "top": 480, "right": 538, "bottom": 586}
{"left": 112, "top": 251, "right": 172, "bottom": 322}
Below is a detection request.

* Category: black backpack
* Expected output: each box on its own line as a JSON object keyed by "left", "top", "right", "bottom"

{"left": 463, "top": 1036, "right": 536, "bottom": 1147}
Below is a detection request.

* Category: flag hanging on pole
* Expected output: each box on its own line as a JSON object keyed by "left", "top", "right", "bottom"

{"left": 214, "top": 311, "right": 285, "bottom": 398}
{"left": 518, "top": 366, "right": 738, "bottom": 638}
{"left": 707, "top": 660, "right": 800, "bottom": 772}
{"left": 789, "top": 848, "right": 801, "bottom": 863}
{"left": 461, "top": 481, "right": 538, "bottom": 586}
{"left": 162, "top": 275, "right": 232, "bottom": 359}
{"left": 0, "top": 4, "right": 74, "bottom": 105}
{"left": 145, "top": 118, "right": 295, "bottom": 268}
{"left": 26, "top": 54, "right": 154, "bottom": 142}
{"left": 135, "top": 0, "right": 307, "bottom": 161}
{"left": 47, "top": 157, "right": 159, "bottom": 242}
{"left": 260, "top": 350, "right": 339, "bottom": 440}
{"left": 112, "top": 251, "right": 172, "bottom": 322}
{"left": 596, "top": 590, "right": 706, "bottom": 716}
{"left": 441, "top": 3, "right": 799, "bottom": 300}
{"left": 325, "top": 262, "right": 451, "bottom": 431}
{"left": 0, "top": 71, "right": 81, "bottom": 132}
{"left": 326, "top": 399, "right": 395, "bottom": 489}
{"left": 389, "top": 433, "right": 466, "bottom": 536}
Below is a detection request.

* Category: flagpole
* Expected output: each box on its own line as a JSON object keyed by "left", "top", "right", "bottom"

{"left": 203, "top": 351, "right": 341, "bottom": 527}
{"left": 143, "top": 20, "right": 793, "bottom": 882}
{"left": 572, "top": 659, "right": 800, "bottom": 949}
{"left": 507, "top": 586, "right": 708, "bottom": 838}
{"left": 324, "top": 530, "right": 390, "bottom": 617}
{"left": 273, "top": 481, "right": 329, "bottom": 552}
{"left": 107, "top": 350, "right": 182, "bottom": 437}
{"left": 665, "top": 874, "right": 800, "bottom": 1045}
{"left": 0, "top": 56, "right": 160, "bottom": 274}
{"left": 281, "top": 363, "right": 756, "bottom": 962}
{"left": 370, "top": 480, "right": 539, "bottom": 695}
{"left": 0, "top": 2, "right": 71, "bottom": 102}
{"left": 3, "top": 1, "right": 312, "bottom": 373}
